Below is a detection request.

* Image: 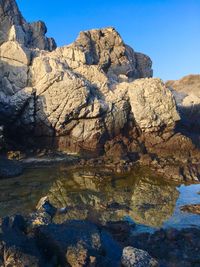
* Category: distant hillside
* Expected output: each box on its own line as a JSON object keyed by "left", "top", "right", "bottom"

{"left": 166, "top": 74, "right": 200, "bottom": 97}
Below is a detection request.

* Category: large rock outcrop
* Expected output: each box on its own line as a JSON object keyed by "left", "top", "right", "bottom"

{"left": 0, "top": 0, "right": 189, "bottom": 160}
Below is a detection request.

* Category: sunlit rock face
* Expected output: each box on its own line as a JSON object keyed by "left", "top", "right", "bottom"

{"left": 46, "top": 169, "right": 179, "bottom": 227}
{"left": 0, "top": 0, "right": 182, "bottom": 154}
{"left": 128, "top": 78, "right": 180, "bottom": 133}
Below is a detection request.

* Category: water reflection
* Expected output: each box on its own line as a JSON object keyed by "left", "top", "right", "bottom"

{"left": 0, "top": 165, "right": 187, "bottom": 228}
{"left": 46, "top": 169, "right": 179, "bottom": 227}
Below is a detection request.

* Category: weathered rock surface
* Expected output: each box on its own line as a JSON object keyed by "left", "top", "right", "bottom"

{"left": 121, "top": 246, "right": 158, "bottom": 267}
{"left": 128, "top": 78, "right": 180, "bottom": 133}
{"left": 0, "top": 0, "right": 182, "bottom": 157}
{"left": 1, "top": 0, "right": 200, "bottom": 171}
{"left": 0, "top": 0, "right": 56, "bottom": 50}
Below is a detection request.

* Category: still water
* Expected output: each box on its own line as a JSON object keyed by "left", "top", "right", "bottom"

{"left": 0, "top": 164, "right": 199, "bottom": 230}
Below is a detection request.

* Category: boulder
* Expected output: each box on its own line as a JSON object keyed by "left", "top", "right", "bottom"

{"left": 128, "top": 78, "right": 180, "bottom": 133}
{"left": 121, "top": 246, "right": 158, "bottom": 267}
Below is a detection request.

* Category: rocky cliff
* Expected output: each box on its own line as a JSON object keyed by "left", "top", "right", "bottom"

{"left": 0, "top": 0, "right": 198, "bottom": 163}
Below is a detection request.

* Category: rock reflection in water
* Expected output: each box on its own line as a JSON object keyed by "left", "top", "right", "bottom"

{"left": 47, "top": 169, "right": 179, "bottom": 227}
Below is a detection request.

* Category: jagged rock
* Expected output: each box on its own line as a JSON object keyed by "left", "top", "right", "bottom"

{"left": 0, "top": 0, "right": 56, "bottom": 50}
{"left": 0, "top": 215, "right": 49, "bottom": 267}
{"left": 0, "top": 0, "right": 155, "bottom": 154}
{"left": 62, "top": 27, "right": 153, "bottom": 81}
{"left": 0, "top": 0, "right": 194, "bottom": 163}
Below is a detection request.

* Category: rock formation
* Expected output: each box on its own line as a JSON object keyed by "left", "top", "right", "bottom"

{"left": 0, "top": 0, "right": 56, "bottom": 50}
{"left": 0, "top": 0, "right": 186, "bottom": 159}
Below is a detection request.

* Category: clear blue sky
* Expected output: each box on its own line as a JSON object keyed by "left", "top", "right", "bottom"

{"left": 17, "top": 0, "right": 200, "bottom": 81}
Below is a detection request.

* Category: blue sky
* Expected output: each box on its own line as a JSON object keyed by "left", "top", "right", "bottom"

{"left": 17, "top": 0, "right": 200, "bottom": 81}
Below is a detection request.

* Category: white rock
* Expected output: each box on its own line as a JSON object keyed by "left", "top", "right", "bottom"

{"left": 128, "top": 78, "right": 180, "bottom": 132}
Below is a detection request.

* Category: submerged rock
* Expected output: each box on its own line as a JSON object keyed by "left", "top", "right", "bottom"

{"left": 0, "top": 157, "right": 23, "bottom": 178}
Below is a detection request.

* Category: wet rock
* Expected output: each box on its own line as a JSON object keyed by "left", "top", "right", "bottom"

{"left": 35, "top": 220, "right": 122, "bottom": 266}
{"left": 66, "top": 242, "right": 89, "bottom": 267}
{"left": 128, "top": 227, "right": 200, "bottom": 267}
{"left": 0, "top": 157, "right": 23, "bottom": 178}
{"left": 0, "top": 215, "right": 50, "bottom": 267}
{"left": 3, "top": 246, "right": 41, "bottom": 267}
{"left": 104, "top": 221, "right": 134, "bottom": 243}
{"left": 36, "top": 196, "right": 57, "bottom": 217}
{"left": 104, "top": 140, "right": 128, "bottom": 162}
{"left": 121, "top": 246, "right": 158, "bottom": 267}
{"left": 28, "top": 211, "right": 52, "bottom": 227}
